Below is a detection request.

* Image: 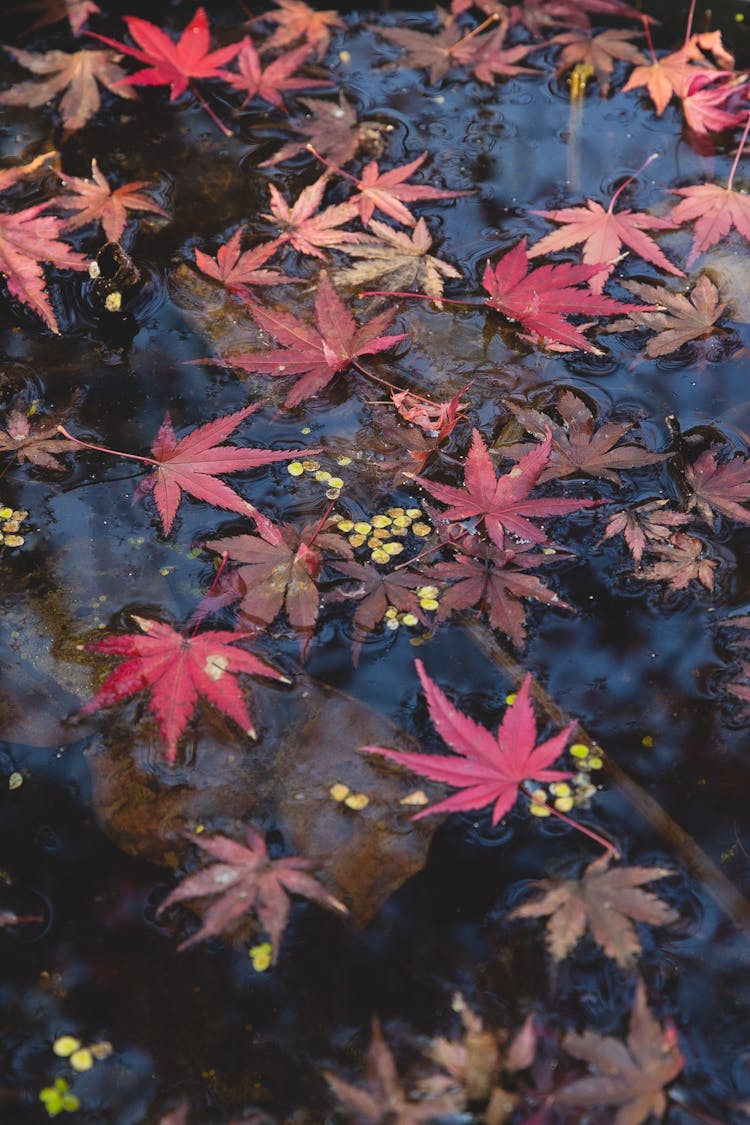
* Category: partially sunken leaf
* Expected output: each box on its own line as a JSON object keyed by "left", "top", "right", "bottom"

{"left": 156, "top": 826, "right": 346, "bottom": 955}
{"left": 482, "top": 239, "right": 651, "bottom": 352}
{"left": 607, "top": 275, "right": 726, "bottom": 357}
{"left": 510, "top": 852, "right": 677, "bottom": 967}
{"left": 413, "top": 427, "right": 598, "bottom": 550}
{"left": 0, "top": 46, "right": 137, "bottom": 131}
{"left": 334, "top": 217, "right": 461, "bottom": 300}
{"left": 684, "top": 446, "right": 750, "bottom": 525}
{"left": 326, "top": 1019, "right": 463, "bottom": 1123}
{"left": 362, "top": 661, "right": 574, "bottom": 824}
{"left": 80, "top": 617, "right": 288, "bottom": 763}
{"left": 206, "top": 517, "right": 352, "bottom": 633}
{"left": 260, "top": 94, "right": 391, "bottom": 168}
{"left": 500, "top": 391, "right": 669, "bottom": 484}
{"left": 212, "top": 272, "right": 406, "bottom": 407}
{"left": 559, "top": 980, "right": 684, "bottom": 1125}
{"left": 0, "top": 403, "right": 78, "bottom": 470}
{"left": 259, "top": 0, "right": 345, "bottom": 59}
{"left": 51, "top": 158, "right": 167, "bottom": 243}
{"left": 601, "top": 500, "right": 690, "bottom": 564}
{"left": 553, "top": 28, "right": 647, "bottom": 95}
{"left": 637, "top": 532, "right": 717, "bottom": 591}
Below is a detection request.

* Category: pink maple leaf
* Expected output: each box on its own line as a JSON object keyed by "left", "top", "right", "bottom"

{"left": 51, "top": 158, "right": 167, "bottom": 243}
{"left": 362, "top": 660, "right": 574, "bottom": 823}
{"left": 194, "top": 228, "right": 294, "bottom": 293}
{"left": 224, "top": 38, "right": 332, "bottom": 108}
{"left": 260, "top": 174, "right": 363, "bottom": 260}
{"left": 157, "top": 826, "right": 346, "bottom": 953}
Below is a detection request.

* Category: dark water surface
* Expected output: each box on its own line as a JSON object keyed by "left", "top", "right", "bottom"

{"left": 3, "top": 0, "right": 750, "bottom": 1121}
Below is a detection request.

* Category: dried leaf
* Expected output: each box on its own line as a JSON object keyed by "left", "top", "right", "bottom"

{"left": 510, "top": 852, "right": 677, "bottom": 967}
{"left": 335, "top": 217, "right": 460, "bottom": 299}
{"left": 607, "top": 275, "right": 727, "bottom": 357}
{"left": 0, "top": 46, "right": 137, "bottom": 131}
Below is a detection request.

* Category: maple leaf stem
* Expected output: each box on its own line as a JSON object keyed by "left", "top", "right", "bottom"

{"left": 189, "top": 551, "right": 230, "bottom": 637}
{"left": 522, "top": 783, "right": 620, "bottom": 857}
{"left": 57, "top": 425, "right": 160, "bottom": 468}
{"left": 190, "top": 84, "right": 233, "bottom": 137}
{"left": 608, "top": 153, "right": 660, "bottom": 213}
{"left": 641, "top": 14, "right": 658, "bottom": 64}
{"left": 727, "top": 113, "right": 750, "bottom": 191}
{"left": 359, "top": 289, "right": 476, "bottom": 309}
{"left": 306, "top": 497, "right": 338, "bottom": 549}
{"left": 351, "top": 358, "right": 414, "bottom": 400}
{"left": 451, "top": 12, "right": 501, "bottom": 52}
{"left": 684, "top": 0, "right": 697, "bottom": 45}
{"left": 306, "top": 145, "right": 361, "bottom": 187}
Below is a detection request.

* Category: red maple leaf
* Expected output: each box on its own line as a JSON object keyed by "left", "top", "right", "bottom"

{"left": 157, "top": 826, "right": 346, "bottom": 953}
{"left": 481, "top": 239, "right": 651, "bottom": 352}
{"left": 214, "top": 272, "right": 407, "bottom": 407}
{"left": 316, "top": 149, "right": 472, "bottom": 227}
{"left": 362, "top": 661, "right": 573, "bottom": 823}
{"left": 413, "top": 427, "right": 598, "bottom": 550}
{"left": 90, "top": 7, "right": 241, "bottom": 100}
{"left": 529, "top": 179, "right": 683, "bottom": 295}
{"left": 391, "top": 382, "right": 469, "bottom": 442}
{"left": 205, "top": 516, "right": 352, "bottom": 632}
{"left": 669, "top": 117, "right": 750, "bottom": 265}
{"left": 224, "top": 38, "right": 332, "bottom": 108}
{"left": 601, "top": 500, "right": 690, "bottom": 564}
{"left": 80, "top": 616, "right": 289, "bottom": 763}
{"left": 260, "top": 174, "right": 363, "bottom": 260}
{"left": 61, "top": 405, "right": 317, "bottom": 535}
{"left": 194, "top": 228, "right": 293, "bottom": 294}
{"left": 51, "top": 158, "right": 167, "bottom": 243}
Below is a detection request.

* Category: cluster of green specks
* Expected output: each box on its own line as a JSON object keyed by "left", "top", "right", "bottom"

{"left": 287, "top": 456, "right": 348, "bottom": 499}
{"left": 527, "top": 742, "right": 603, "bottom": 817}
{"left": 330, "top": 506, "right": 432, "bottom": 565}
{"left": 0, "top": 505, "right": 27, "bottom": 548}
{"left": 39, "top": 1078, "right": 79, "bottom": 1117}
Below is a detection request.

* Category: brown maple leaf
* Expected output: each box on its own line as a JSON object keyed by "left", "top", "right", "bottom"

{"left": 260, "top": 174, "right": 363, "bottom": 260}
{"left": 157, "top": 827, "right": 347, "bottom": 955}
{"left": 326, "top": 1019, "right": 464, "bottom": 1124}
{"left": 331, "top": 559, "right": 429, "bottom": 663}
{"left": 553, "top": 28, "right": 647, "bottom": 95}
{"left": 559, "top": 980, "right": 684, "bottom": 1125}
{"left": 50, "top": 158, "right": 167, "bottom": 243}
{"left": 372, "top": 18, "right": 476, "bottom": 85}
{"left": 637, "top": 532, "right": 716, "bottom": 591}
{"left": 260, "top": 93, "right": 392, "bottom": 168}
{"left": 0, "top": 400, "right": 79, "bottom": 470}
{"left": 465, "top": 24, "right": 539, "bottom": 84}
{"left": 606, "top": 275, "right": 727, "bottom": 358}
{"left": 499, "top": 390, "right": 669, "bottom": 484}
{"left": 206, "top": 517, "right": 352, "bottom": 633}
{"left": 510, "top": 853, "right": 677, "bottom": 967}
{"left": 621, "top": 35, "right": 731, "bottom": 116}
{"left": 0, "top": 46, "right": 137, "bottom": 132}
{"left": 13, "top": 0, "right": 100, "bottom": 37}
{"left": 601, "top": 500, "right": 690, "bottom": 564}
{"left": 426, "top": 538, "right": 568, "bottom": 648}
{"left": 334, "top": 217, "right": 461, "bottom": 300}
{"left": 256, "top": 0, "right": 345, "bottom": 59}
{"left": 683, "top": 445, "right": 750, "bottom": 525}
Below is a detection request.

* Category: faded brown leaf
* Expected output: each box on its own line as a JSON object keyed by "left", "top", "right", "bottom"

{"left": 608, "top": 275, "right": 727, "bottom": 357}
{"left": 510, "top": 852, "right": 677, "bottom": 967}
{"left": 334, "top": 217, "right": 460, "bottom": 300}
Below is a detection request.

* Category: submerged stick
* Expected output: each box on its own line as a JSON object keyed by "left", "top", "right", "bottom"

{"left": 461, "top": 616, "right": 750, "bottom": 934}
